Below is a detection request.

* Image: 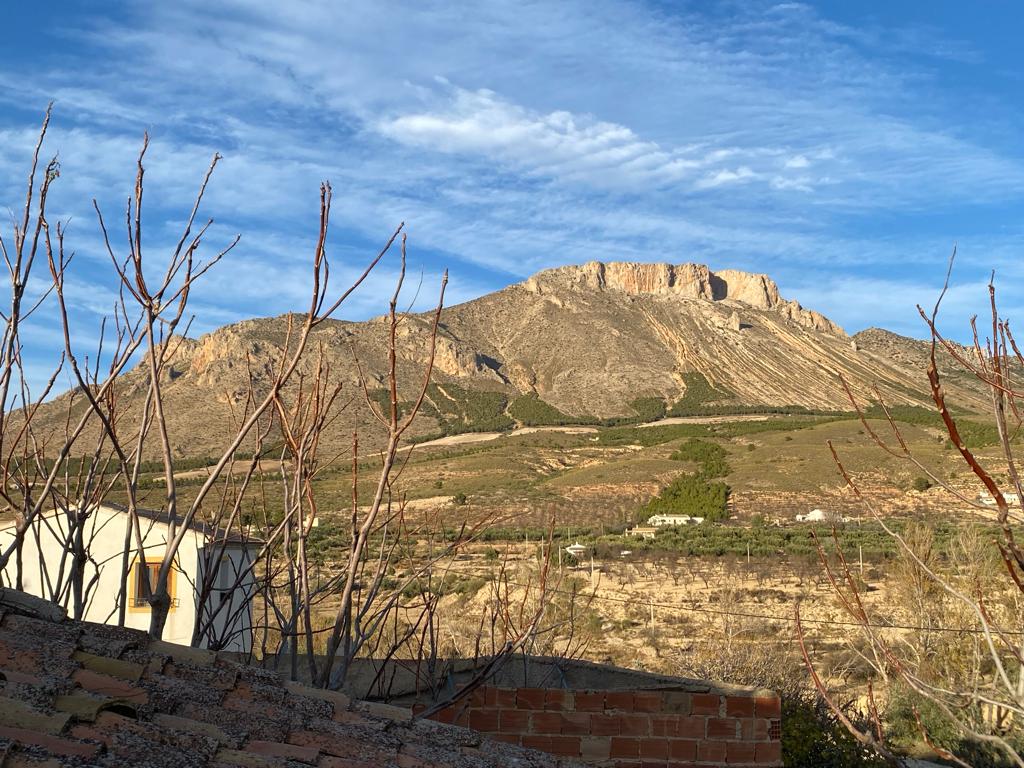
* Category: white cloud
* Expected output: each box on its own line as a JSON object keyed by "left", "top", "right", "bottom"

{"left": 0, "top": 0, "right": 1022, "bottom": 374}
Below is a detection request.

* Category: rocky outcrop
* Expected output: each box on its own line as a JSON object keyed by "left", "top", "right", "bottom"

{"left": 523, "top": 262, "right": 844, "bottom": 335}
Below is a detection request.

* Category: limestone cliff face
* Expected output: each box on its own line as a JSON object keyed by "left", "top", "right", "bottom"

{"left": 523, "top": 262, "right": 843, "bottom": 335}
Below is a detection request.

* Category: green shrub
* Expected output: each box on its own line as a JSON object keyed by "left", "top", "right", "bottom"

{"left": 883, "top": 686, "right": 1024, "bottom": 765}
{"left": 911, "top": 476, "right": 932, "bottom": 492}
{"left": 782, "top": 696, "right": 890, "bottom": 768}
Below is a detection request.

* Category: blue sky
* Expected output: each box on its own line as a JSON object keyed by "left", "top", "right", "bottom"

{"left": 2, "top": 0, "right": 1023, "bottom": 381}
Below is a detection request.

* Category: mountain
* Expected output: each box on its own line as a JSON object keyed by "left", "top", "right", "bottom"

{"left": 36, "top": 262, "right": 987, "bottom": 458}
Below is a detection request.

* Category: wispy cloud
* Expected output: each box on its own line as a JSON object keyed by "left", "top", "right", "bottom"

{"left": 1, "top": 0, "right": 1022, "bottom": 377}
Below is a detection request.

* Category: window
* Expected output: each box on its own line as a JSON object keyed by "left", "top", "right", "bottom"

{"left": 129, "top": 558, "right": 178, "bottom": 610}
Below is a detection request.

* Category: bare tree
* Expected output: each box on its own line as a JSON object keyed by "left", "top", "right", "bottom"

{"left": 801, "top": 254, "right": 1024, "bottom": 766}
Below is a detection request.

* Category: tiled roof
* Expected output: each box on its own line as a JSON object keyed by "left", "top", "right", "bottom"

{"left": 0, "top": 588, "right": 578, "bottom": 768}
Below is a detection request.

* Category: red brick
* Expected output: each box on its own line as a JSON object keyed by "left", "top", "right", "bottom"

{"left": 246, "top": 740, "right": 320, "bottom": 763}
{"left": 619, "top": 713, "right": 652, "bottom": 736}
{"left": 590, "top": 713, "right": 621, "bottom": 736}
{"left": 428, "top": 707, "right": 455, "bottom": 724}
{"left": 662, "top": 691, "right": 691, "bottom": 714}
{"left": 448, "top": 706, "right": 470, "bottom": 727}
{"left": 676, "top": 716, "right": 705, "bottom": 739}
{"left": 639, "top": 738, "right": 669, "bottom": 759}
{"left": 669, "top": 738, "right": 697, "bottom": 760}
{"left": 756, "top": 741, "right": 783, "bottom": 764}
{"left": 610, "top": 736, "right": 641, "bottom": 758}
{"left": 698, "top": 741, "right": 727, "bottom": 763}
{"left": 754, "top": 695, "right": 781, "bottom": 719}
{"left": 499, "top": 708, "right": 530, "bottom": 731}
{"left": 544, "top": 689, "right": 569, "bottom": 710}
{"left": 605, "top": 691, "right": 635, "bottom": 711}
{"left": 517, "top": 688, "right": 547, "bottom": 710}
{"left": 650, "top": 715, "right": 677, "bottom": 736}
{"left": 560, "top": 712, "right": 591, "bottom": 735}
{"left": 633, "top": 691, "right": 663, "bottom": 713}
{"left": 574, "top": 690, "right": 605, "bottom": 711}
{"left": 547, "top": 735, "right": 581, "bottom": 757}
{"left": 707, "top": 717, "right": 739, "bottom": 740}
{"left": 521, "top": 734, "right": 551, "bottom": 752}
{"left": 726, "top": 696, "right": 756, "bottom": 718}
{"left": 469, "top": 708, "right": 501, "bottom": 732}
{"left": 494, "top": 688, "right": 518, "bottom": 708}
{"left": 580, "top": 737, "right": 611, "bottom": 760}
{"left": 727, "top": 741, "right": 756, "bottom": 763}
{"left": 741, "top": 718, "right": 770, "bottom": 741}
{"left": 532, "top": 712, "right": 563, "bottom": 734}
{"left": 690, "top": 693, "right": 721, "bottom": 715}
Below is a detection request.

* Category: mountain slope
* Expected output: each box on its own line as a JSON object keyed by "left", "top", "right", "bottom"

{"left": 34, "top": 262, "right": 988, "bottom": 458}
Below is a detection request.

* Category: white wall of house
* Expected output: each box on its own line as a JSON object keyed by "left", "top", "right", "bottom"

{"left": 0, "top": 504, "right": 256, "bottom": 653}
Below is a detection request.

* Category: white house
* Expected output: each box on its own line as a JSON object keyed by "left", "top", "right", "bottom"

{"left": 795, "top": 509, "right": 851, "bottom": 523}
{"left": 979, "top": 492, "right": 1020, "bottom": 507}
{"left": 647, "top": 514, "right": 704, "bottom": 527}
{"left": 0, "top": 503, "right": 260, "bottom": 652}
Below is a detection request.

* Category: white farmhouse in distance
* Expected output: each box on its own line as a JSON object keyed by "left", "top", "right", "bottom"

{"left": 795, "top": 509, "right": 852, "bottom": 523}
{"left": 979, "top": 492, "right": 1020, "bottom": 506}
{"left": 647, "top": 513, "right": 704, "bottom": 527}
{"left": 0, "top": 503, "right": 259, "bottom": 652}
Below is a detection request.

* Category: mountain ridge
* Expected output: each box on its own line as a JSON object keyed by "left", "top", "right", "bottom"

{"left": 32, "top": 261, "right": 987, "bottom": 458}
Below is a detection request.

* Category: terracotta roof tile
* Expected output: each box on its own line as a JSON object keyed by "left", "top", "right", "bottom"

{"left": 72, "top": 649, "right": 145, "bottom": 681}
{"left": 0, "top": 724, "right": 101, "bottom": 759}
{"left": 71, "top": 667, "right": 149, "bottom": 705}
{"left": 0, "top": 697, "right": 71, "bottom": 734}
{"left": 152, "top": 712, "right": 237, "bottom": 747}
{"left": 244, "top": 739, "right": 319, "bottom": 764}
{"left": 0, "top": 588, "right": 579, "bottom": 768}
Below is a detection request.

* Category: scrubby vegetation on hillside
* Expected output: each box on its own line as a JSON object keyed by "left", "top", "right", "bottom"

{"left": 509, "top": 393, "right": 592, "bottom": 426}
{"left": 669, "top": 438, "right": 730, "bottom": 478}
{"left": 628, "top": 396, "right": 667, "bottom": 422}
{"left": 666, "top": 372, "right": 734, "bottom": 416}
{"left": 419, "top": 382, "right": 515, "bottom": 434}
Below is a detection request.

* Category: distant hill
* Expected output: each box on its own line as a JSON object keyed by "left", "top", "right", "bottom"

{"left": 34, "top": 262, "right": 989, "bottom": 458}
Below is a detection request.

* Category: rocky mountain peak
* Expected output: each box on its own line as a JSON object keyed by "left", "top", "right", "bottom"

{"left": 521, "top": 261, "right": 842, "bottom": 335}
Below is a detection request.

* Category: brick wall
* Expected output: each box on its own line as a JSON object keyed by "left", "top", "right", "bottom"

{"left": 421, "top": 685, "right": 782, "bottom": 767}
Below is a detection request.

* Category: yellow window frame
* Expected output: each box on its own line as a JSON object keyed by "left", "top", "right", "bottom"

{"left": 127, "top": 554, "right": 178, "bottom": 613}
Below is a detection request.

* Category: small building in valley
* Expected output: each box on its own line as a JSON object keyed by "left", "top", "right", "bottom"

{"left": 625, "top": 525, "right": 658, "bottom": 539}
{"left": 647, "top": 513, "right": 704, "bottom": 527}
{"left": 0, "top": 503, "right": 259, "bottom": 652}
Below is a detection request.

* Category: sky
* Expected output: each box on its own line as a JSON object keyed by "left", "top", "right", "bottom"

{"left": 2, "top": 0, "right": 1023, "bottom": 387}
